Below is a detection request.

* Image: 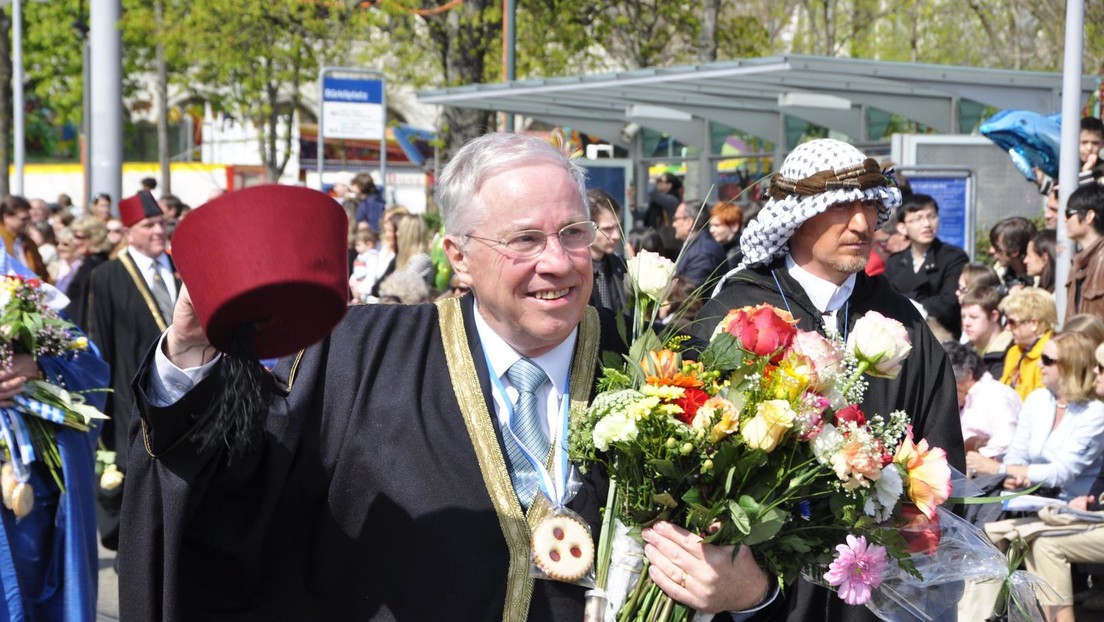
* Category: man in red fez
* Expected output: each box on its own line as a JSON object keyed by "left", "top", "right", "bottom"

{"left": 86, "top": 190, "right": 179, "bottom": 551}
{"left": 119, "top": 134, "right": 771, "bottom": 621}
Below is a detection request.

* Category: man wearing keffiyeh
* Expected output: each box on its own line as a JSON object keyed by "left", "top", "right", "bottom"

{"left": 690, "top": 139, "right": 966, "bottom": 622}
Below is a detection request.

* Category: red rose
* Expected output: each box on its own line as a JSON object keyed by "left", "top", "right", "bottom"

{"left": 721, "top": 305, "right": 798, "bottom": 363}
{"left": 898, "top": 503, "right": 941, "bottom": 555}
{"left": 674, "top": 387, "right": 711, "bottom": 426}
{"left": 835, "top": 404, "right": 867, "bottom": 427}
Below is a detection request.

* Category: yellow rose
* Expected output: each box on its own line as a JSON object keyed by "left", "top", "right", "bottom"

{"left": 740, "top": 399, "right": 796, "bottom": 453}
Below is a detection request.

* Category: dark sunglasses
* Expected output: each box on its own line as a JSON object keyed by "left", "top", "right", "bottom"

{"left": 1040, "top": 354, "right": 1058, "bottom": 367}
{"left": 1066, "top": 209, "right": 1084, "bottom": 219}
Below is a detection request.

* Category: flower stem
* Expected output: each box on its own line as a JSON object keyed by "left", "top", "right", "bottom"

{"left": 595, "top": 477, "right": 618, "bottom": 591}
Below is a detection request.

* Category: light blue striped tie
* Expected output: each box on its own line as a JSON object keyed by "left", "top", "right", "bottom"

{"left": 505, "top": 357, "right": 550, "bottom": 508}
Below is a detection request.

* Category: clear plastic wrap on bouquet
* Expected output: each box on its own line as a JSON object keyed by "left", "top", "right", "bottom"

{"left": 862, "top": 507, "right": 1037, "bottom": 622}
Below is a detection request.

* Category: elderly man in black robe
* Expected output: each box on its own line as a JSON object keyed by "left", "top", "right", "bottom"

{"left": 699, "top": 138, "right": 966, "bottom": 622}
{"left": 118, "top": 133, "right": 775, "bottom": 621}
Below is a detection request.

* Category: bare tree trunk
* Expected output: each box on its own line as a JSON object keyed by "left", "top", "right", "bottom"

{"left": 699, "top": 0, "right": 721, "bottom": 62}
{"left": 426, "top": 0, "right": 499, "bottom": 162}
{"left": 155, "top": 0, "right": 171, "bottom": 194}
{"left": 265, "top": 81, "right": 279, "bottom": 182}
{"left": 0, "top": 10, "right": 12, "bottom": 197}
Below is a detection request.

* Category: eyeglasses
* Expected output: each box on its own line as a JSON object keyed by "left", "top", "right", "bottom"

{"left": 1040, "top": 354, "right": 1058, "bottom": 367}
{"left": 904, "top": 213, "right": 939, "bottom": 225}
{"left": 1066, "top": 209, "right": 1084, "bottom": 219}
{"left": 465, "top": 221, "right": 597, "bottom": 258}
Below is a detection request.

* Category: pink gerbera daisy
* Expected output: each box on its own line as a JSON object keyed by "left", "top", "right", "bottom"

{"left": 823, "top": 535, "right": 888, "bottom": 605}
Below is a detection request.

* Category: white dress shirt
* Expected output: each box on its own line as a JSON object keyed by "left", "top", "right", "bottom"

{"left": 127, "top": 248, "right": 177, "bottom": 302}
{"left": 785, "top": 254, "right": 855, "bottom": 337}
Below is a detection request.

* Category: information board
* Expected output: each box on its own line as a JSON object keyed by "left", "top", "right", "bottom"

{"left": 321, "top": 76, "right": 384, "bottom": 141}
{"left": 908, "top": 176, "right": 971, "bottom": 252}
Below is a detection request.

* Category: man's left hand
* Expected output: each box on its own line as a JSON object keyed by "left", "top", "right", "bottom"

{"left": 642, "top": 521, "right": 771, "bottom": 613}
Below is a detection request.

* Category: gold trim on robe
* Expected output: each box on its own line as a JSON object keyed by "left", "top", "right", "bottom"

{"left": 119, "top": 249, "right": 170, "bottom": 332}
{"left": 436, "top": 297, "right": 599, "bottom": 622}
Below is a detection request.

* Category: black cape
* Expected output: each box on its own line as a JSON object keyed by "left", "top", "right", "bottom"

{"left": 87, "top": 249, "right": 177, "bottom": 549}
{"left": 694, "top": 259, "right": 966, "bottom": 622}
{"left": 119, "top": 297, "right": 627, "bottom": 621}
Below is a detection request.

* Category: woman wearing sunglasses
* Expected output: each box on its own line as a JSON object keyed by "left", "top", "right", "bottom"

{"left": 974, "top": 342, "right": 1104, "bottom": 622}
{"left": 999, "top": 287, "right": 1058, "bottom": 400}
{"left": 967, "top": 331, "right": 1104, "bottom": 503}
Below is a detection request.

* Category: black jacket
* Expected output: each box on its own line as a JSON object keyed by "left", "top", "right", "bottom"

{"left": 884, "top": 239, "right": 969, "bottom": 339}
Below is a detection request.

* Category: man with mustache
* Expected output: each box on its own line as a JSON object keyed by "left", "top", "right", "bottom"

{"left": 695, "top": 138, "right": 965, "bottom": 622}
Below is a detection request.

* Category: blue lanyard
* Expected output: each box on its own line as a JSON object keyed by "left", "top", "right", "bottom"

{"left": 483, "top": 350, "right": 572, "bottom": 508}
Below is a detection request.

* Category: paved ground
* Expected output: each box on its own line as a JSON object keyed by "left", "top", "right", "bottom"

{"left": 96, "top": 544, "right": 118, "bottom": 622}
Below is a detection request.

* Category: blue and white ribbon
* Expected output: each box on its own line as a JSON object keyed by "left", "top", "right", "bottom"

{"left": 12, "top": 395, "right": 67, "bottom": 425}
{"left": 0, "top": 408, "right": 33, "bottom": 483}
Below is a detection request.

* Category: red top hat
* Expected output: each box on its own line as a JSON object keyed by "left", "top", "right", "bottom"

{"left": 170, "top": 185, "right": 349, "bottom": 359}
{"left": 119, "top": 191, "right": 162, "bottom": 227}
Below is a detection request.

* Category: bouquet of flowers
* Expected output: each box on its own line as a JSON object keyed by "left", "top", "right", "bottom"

{"left": 0, "top": 274, "right": 106, "bottom": 518}
{"left": 569, "top": 252, "right": 955, "bottom": 622}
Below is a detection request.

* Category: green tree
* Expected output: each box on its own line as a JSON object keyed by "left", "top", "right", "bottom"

{"left": 174, "top": 0, "right": 372, "bottom": 181}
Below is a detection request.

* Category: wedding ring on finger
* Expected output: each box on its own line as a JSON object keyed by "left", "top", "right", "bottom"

{"left": 677, "top": 569, "right": 687, "bottom": 587}
{"left": 969, "top": 468, "right": 977, "bottom": 478}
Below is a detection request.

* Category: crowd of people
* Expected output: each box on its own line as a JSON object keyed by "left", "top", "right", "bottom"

{"left": 0, "top": 118, "right": 1103, "bottom": 621}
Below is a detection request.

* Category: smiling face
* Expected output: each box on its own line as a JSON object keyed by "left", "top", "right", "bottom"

{"left": 126, "top": 215, "right": 167, "bottom": 259}
{"left": 788, "top": 199, "right": 878, "bottom": 284}
{"left": 444, "top": 162, "right": 592, "bottom": 357}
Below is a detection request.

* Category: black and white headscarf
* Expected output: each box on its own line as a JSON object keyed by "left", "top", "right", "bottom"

{"left": 711, "top": 139, "right": 902, "bottom": 296}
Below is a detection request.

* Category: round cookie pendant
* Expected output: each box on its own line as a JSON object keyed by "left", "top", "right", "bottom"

{"left": 531, "top": 512, "right": 595, "bottom": 582}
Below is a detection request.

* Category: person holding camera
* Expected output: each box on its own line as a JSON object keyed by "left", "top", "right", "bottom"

{"left": 989, "top": 216, "right": 1037, "bottom": 295}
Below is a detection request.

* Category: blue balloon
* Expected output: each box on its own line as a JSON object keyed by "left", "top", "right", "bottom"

{"left": 980, "top": 109, "right": 1062, "bottom": 181}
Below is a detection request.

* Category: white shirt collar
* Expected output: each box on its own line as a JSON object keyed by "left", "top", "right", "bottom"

{"left": 127, "top": 247, "right": 168, "bottom": 273}
{"left": 471, "top": 300, "right": 576, "bottom": 396}
{"left": 784, "top": 254, "right": 856, "bottom": 313}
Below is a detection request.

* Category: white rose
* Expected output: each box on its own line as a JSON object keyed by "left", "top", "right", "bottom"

{"left": 627, "top": 250, "right": 676, "bottom": 302}
{"left": 593, "top": 410, "right": 639, "bottom": 452}
{"left": 847, "top": 311, "right": 912, "bottom": 379}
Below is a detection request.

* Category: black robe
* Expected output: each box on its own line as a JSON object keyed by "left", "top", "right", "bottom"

{"left": 694, "top": 259, "right": 966, "bottom": 622}
{"left": 118, "top": 297, "right": 627, "bottom": 621}
{"left": 63, "top": 251, "right": 109, "bottom": 332}
{"left": 87, "top": 249, "right": 178, "bottom": 548}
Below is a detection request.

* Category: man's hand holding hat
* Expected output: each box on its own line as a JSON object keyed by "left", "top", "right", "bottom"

{"left": 164, "top": 285, "right": 217, "bottom": 369}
